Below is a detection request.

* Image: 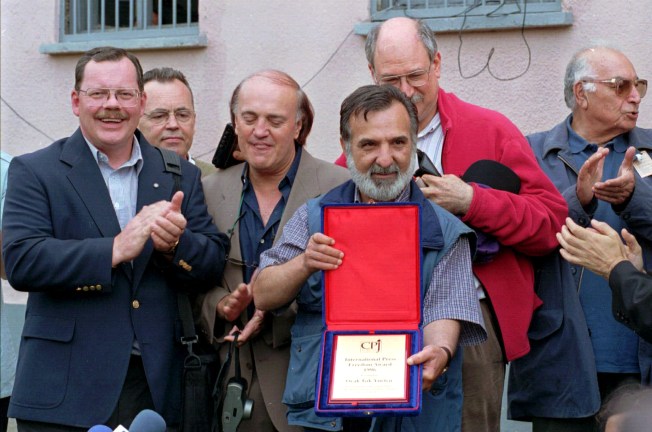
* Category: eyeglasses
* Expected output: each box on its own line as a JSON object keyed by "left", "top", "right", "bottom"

{"left": 143, "top": 109, "right": 195, "bottom": 125}
{"left": 78, "top": 88, "right": 141, "bottom": 106}
{"left": 225, "top": 212, "right": 258, "bottom": 271}
{"left": 581, "top": 78, "right": 648, "bottom": 99}
{"left": 375, "top": 66, "right": 432, "bottom": 88}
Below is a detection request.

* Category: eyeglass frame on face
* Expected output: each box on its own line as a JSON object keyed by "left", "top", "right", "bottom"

{"left": 77, "top": 87, "right": 141, "bottom": 107}
{"left": 581, "top": 77, "right": 648, "bottom": 99}
{"left": 374, "top": 65, "right": 432, "bottom": 88}
{"left": 143, "top": 108, "right": 196, "bottom": 125}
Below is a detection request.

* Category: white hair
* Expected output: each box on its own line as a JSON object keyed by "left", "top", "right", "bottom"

{"left": 564, "top": 42, "right": 623, "bottom": 110}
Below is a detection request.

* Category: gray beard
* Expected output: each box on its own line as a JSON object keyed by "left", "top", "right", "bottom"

{"left": 346, "top": 152, "right": 416, "bottom": 202}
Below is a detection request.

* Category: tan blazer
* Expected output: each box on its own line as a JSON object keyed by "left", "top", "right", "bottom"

{"left": 199, "top": 149, "right": 349, "bottom": 432}
{"left": 194, "top": 158, "right": 217, "bottom": 178}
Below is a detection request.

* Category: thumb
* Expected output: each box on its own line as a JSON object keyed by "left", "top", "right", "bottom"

{"left": 622, "top": 146, "right": 636, "bottom": 171}
{"left": 622, "top": 229, "right": 639, "bottom": 251}
{"left": 407, "top": 350, "right": 427, "bottom": 366}
{"left": 589, "top": 219, "right": 616, "bottom": 237}
{"left": 237, "top": 282, "right": 250, "bottom": 293}
{"left": 170, "top": 191, "right": 184, "bottom": 213}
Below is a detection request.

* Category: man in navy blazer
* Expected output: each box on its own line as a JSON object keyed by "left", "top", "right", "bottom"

{"left": 1, "top": 47, "right": 228, "bottom": 431}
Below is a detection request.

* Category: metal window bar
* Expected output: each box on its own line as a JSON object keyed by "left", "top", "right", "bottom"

{"left": 114, "top": 0, "right": 119, "bottom": 32}
{"left": 100, "top": 0, "right": 105, "bottom": 31}
{"left": 62, "top": 0, "right": 198, "bottom": 40}
{"left": 129, "top": 0, "right": 134, "bottom": 30}
{"left": 158, "top": 0, "right": 163, "bottom": 29}
{"left": 86, "top": 0, "right": 91, "bottom": 33}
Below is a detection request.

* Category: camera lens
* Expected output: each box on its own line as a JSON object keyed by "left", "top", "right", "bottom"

{"left": 243, "top": 399, "right": 254, "bottom": 419}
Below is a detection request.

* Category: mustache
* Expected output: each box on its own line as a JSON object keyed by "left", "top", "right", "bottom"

{"left": 96, "top": 110, "right": 128, "bottom": 120}
{"left": 369, "top": 163, "right": 400, "bottom": 175}
{"left": 410, "top": 93, "right": 423, "bottom": 105}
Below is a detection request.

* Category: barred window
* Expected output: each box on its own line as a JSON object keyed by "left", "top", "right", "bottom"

{"left": 41, "top": 0, "right": 205, "bottom": 54}
{"left": 357, "top": 0, "right": 572, "bottom": 34}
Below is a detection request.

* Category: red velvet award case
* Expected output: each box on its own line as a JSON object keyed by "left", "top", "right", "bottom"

{"left": 315, "top": 203, "right": 422, "bottom": 417}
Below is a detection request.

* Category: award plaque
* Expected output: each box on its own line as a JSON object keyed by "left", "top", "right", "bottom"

{"left": 315, "top": 203, "right": 422, "bottom": 417}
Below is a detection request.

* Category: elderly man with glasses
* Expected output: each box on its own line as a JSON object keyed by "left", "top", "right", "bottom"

{"left": 334, "top": 17, "right": 567, "bottom": 432}
{"left": 509, "top": 46, "right": 652, "bottom": 432}
{"left": 139, "top": 67, "right": 216, "bottom": 177}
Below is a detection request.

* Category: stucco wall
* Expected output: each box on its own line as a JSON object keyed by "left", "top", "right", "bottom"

{"left": 1, "top": 0, "right": 650, "bottom": 164}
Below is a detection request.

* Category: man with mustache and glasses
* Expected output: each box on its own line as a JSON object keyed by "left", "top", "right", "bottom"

{"left": 2, "top": 47, "right": 228, "bottom": 431}
{"left": 253, "top": 84, "right": 487, "bottom": 432}
{"left": 334, "top": 17, "right": 567, "bottom": 432}
{"left": 509, "top": 46, "right": 652, "bottom": 432}
{"left": 139, "top": 67, "right": 216, "bottom": 177}
{"left": 197, "top": 70, "right": 349, "bottom": 432}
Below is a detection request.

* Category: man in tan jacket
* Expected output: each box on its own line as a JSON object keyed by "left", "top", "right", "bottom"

{"left": 199, "top": 70, "right": 349, "bottom": 432}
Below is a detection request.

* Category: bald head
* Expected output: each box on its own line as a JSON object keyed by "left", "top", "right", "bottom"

{"left": 564, "top": 46, "right": 636, "bottom": 109}
{"left": 365, "top": 17, "right": 438, "bottom": 68}
{"left": 229, "top": 69, "right": 314, "bottom": 145}
{"left": 365, "top": 17, "right": 442, "bottom": 131}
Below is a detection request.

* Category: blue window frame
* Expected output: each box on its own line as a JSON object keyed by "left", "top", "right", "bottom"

{"left": 356, "top": 0, "right": 572, "bottom": 34}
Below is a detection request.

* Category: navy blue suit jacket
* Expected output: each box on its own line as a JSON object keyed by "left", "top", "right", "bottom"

{"left": 2, "top": 129, "right": 228, "bottom": 427}
{"left": 609, "top": 261, "right": 652, "bottom": 384}
{"left": 610, "top": 261, "right": 652, "bottom": 344}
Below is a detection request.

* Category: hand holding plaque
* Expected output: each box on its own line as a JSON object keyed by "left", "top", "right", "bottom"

{"left": 315, "top": 203, "right": 423, "bottom": 417}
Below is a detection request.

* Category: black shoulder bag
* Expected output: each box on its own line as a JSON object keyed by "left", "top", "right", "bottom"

{"left": 157, "top": 148, "right": 222, "bottom": 432}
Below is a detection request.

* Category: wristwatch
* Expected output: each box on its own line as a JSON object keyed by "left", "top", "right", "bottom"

{"left": 439, "top": 346, "right": 452, "bottom": 373}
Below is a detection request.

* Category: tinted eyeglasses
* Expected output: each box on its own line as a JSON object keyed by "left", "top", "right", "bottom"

{"left": 582, "top": 77, "right": 647, "bottom": 98}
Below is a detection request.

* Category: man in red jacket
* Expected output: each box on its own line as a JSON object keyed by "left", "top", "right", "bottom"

{"left": 335, "top": 17, "right": 567, "bottom": 432}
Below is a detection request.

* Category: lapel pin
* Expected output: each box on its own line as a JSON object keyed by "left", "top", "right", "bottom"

{"left": 153, "top": 183, "right": 160, "bottom": 188}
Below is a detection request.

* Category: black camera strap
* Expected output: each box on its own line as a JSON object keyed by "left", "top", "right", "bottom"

{"left": 216, "top": 335, "right": 233, "bottom": 392}
{"left": 217, "top": 332, "right": 254, "bottom": 432}
{"left": 233, "top": 334, "right": 242, "bottom": 380}
{"left": 215, "top": 333, "right": 240, "bottom": 397}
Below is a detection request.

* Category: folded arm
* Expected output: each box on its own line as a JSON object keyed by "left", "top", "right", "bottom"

{"left": 458, "top": 137, "right": 567, "bottom": 256}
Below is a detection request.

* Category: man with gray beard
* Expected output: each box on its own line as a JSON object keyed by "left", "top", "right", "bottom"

{"left": 252, "top": 84, "right": 486, "bottom": 431}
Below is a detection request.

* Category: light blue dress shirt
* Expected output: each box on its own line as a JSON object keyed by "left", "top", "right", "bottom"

{"left": 1, "top": 150, "right": 19, "bottom": 399}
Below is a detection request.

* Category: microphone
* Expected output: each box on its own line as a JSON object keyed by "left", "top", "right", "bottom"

{"left": 88, "top": 426, "right": 113, "bottom": 432}
{"left": 128, "top": 409, "right": 167, "bottom": 432}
